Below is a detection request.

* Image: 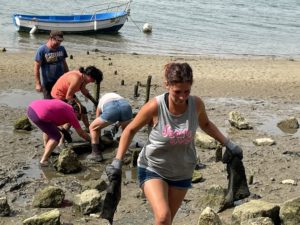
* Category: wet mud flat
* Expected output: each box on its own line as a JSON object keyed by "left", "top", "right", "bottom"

{"left": 0, "top": 90, "right": 300, "bottom": 224}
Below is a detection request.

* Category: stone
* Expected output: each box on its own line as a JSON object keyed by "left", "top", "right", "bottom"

{"left": 198, "top": 207, "right": 222, "bottom": 225}
{"left": 23, "top": 209, "right": 60, "bottom": 225}
{"left": 253, "top": 138, "right": 275, "bottom": 146}
{"left": 281, "top": 179, "right": 297, "bottom": 185}
{"left": 55, "top": 148, "right": 82, "bottom": 174}
{"left": 32, "top": 186, "right": 65, "bottom": 208}
{"left": 279, "top": 197, "right": 300, "bottom": 225}
{"left": 195, "top": 132, "right": 222, "bottom": 149}
{"left": 199, "top": 185, "right": 227, "bottom": 213}
{"left": 232, "top": 200, "right": 280, "bottom": 225}
{"left": 14, "top": 115, "right": 32, "bottom": 131}
{"left": 228, "top": 111, "right": 252, "bottom": 130}
{"left": 241, "top": 217, "right": 274, "bottom": 225}
{"left": 277, "top": 117, "right": 299, "bottom": 130}
{"left": 81, "top": 179, "right": 107, "bottom": 192}
{"left": 192, "top": 170, "right": 203, "bottom": 183}
{"left": 74, "top": 189, "right": 102, "bottom": 215}
{"left": 0, "top": 196, "right": 10, "bottom": 216}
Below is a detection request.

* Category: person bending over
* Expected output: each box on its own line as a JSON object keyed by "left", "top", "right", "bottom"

{"left": 51, "top": 66, "right": 103, "bottom": 130}
{"left": 88, "top": 93, "right": 133, "bottom": 162}
{"left": 27, "top": 99, "right": 90, "bottom": 166}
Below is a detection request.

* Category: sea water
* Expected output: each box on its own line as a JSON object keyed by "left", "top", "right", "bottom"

{"left": 0, "top": 0, "right": 299, "bottom": 58}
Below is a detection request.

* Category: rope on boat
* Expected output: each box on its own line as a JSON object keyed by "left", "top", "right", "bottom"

{"left": 129, "top": 15, "right": 142, "bottom": 32}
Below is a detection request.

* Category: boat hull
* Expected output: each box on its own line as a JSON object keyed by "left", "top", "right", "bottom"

{"left": 13, "top": 13, "right": 128, "bottom": 34}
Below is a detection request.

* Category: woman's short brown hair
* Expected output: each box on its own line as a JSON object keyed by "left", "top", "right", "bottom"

{"left": 164, "top": 63, "right": 193, "bottom": 85}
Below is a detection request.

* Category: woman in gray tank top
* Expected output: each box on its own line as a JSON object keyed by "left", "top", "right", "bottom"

{"left": 106, "top": 62, "right": 243, "bottom": 225}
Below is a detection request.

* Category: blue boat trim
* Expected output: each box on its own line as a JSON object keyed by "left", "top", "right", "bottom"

{"left": 17, "top": 24, "right": 125, "bottom": 34}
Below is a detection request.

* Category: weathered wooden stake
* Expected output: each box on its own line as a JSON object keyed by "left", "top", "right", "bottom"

{"left": 215, "top": 147, "right": 222, "bottom": 162}
{"left": 145, "top": 75, "right": 152, "bottom": 104}
{"left": 134, "top": 84, "right": 139, "bottom": 98}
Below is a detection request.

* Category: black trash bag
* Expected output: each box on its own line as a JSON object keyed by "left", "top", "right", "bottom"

{"left": 101, "top": 166, "right": 122, "bottom": 224}
{"left": 219, "top": 148, "right": 250, "bottom": 212}
{"left": 58, "top": 128, "right": 72, "bottom": 143}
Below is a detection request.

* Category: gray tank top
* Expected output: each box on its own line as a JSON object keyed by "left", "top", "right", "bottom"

{"left": 137, "top": 93, "right": 198, "bottom": 180}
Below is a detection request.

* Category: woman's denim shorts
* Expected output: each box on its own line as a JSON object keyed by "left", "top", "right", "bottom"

{"left": 100, "top": 99, "right": 132, "bottom": 123}
{"left": 138, "top": 167, "right": 192, "bottom": 189}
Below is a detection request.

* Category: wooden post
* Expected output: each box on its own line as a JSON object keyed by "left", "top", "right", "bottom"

{"left": 215, "top": 147, "right": 222, "bottom": 162}
{"left": 134, "top": 84, "right": 139, "bottom": 98}
{"left": 145, "top": 75, "right": 152, "bottom": 104}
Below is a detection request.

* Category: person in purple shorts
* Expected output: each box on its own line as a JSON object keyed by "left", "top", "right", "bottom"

{"left": 27, "top": 99, "right": 90, "bottom": 166}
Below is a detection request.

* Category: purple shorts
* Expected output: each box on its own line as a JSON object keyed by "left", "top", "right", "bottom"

{"left": 27, "top": 106, "right": 61, "bottom": 142}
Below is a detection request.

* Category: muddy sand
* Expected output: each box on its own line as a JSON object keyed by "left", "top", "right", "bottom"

{"left": 0, "top": 51, "right": 299, "bottom": 224}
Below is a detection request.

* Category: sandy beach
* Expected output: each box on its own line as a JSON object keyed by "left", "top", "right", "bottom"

{"left": 0, "top": 50, "right": 299, "bottom": 224}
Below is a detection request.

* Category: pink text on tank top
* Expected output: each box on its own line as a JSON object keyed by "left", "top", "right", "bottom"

{"left": 162, "top": 124, "right": 193, "bottom": 144}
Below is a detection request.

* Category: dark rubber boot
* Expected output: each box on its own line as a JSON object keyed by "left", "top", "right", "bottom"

{"left": 86, "top": 144, "right": 104, "bottom": 162}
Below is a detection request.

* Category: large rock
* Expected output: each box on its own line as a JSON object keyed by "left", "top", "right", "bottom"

{"left": 198, "top": 185, "right": 227, "bottom": 213}
{"left": 0, "top": 196, "right": 10, "bottom": 216}
{"left": 74, "top": 189, "right": 102, "bottom": 215}
{"left": 241, "top": 217, "right": 274, "bottom": 225}
{"left": 277, "top": 117, "right": 299, "bottom": 131}
{"left": 198, "top": 207, "right": 222, "bottom": 225}
{"left": 195, "top": 132, "right": 222, "bottom": 149}
{"left": 232, "top": 200, "right": 280, "bottom": 225}
{"left": 55, "top": 148, "right": 82, "bottom": 174}
{"left": 32, "top": 186, "right": 65, "bottom": 208}
{"left": 279, "top": 197, "right": 300, "bottom": 225}
{"left": 14, "top": 115, "right": 32, "bottom": 131}
{"left": 81, "top": 179, "right": 107, "bottom": 192}
{"left": 228, "top": 111, "right": 252, "bottom": 130}
{"left": 23, "top": 209, "right": 60, "bottom": 225}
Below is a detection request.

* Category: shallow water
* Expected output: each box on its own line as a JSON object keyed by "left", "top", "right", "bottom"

{"left": 2, "top": 89, "right": 300, "bottom": 185}
{"left": 1, "top": 0, "right": 300, "bottom": 58}
{"left": 2, "top": 89, "right": 300, "bottom": 137}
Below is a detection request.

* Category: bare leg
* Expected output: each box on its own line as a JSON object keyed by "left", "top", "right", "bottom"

{"left": 143, "top": 179, "right": 187, "bottom": 225}
{"left": 89, "top": 118, "right": 110, "bottom": 145}
{"left": 168, "top": 186, "right": 188, "bottom": 222}
{"left": 43, "top": 133, "right": 48, "bottom": 147}
{"left": 40, "top": 139, "right": 59, "bottom": 164}
{"left": 87, "top": 117, "right": 109, "bottom": 162}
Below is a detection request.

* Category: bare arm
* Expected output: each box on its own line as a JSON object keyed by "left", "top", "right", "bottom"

{"left": 115, "top": 98, "right": 158, "bottom": 160}
{"left": 196, "top": 96, "right": 227, "bottom": 145}
{"left": 65, "top": 76, "right": 80, "bottom": 100}
{"left": 34, "top": 61, "right": 42, "bottom": 92}
{"left": 81, "top": 85, "right": 97, "bottom": 105}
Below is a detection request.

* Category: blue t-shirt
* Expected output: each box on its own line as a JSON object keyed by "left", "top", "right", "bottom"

{"left": 35, "top": 44, "right": 68, "bottom": 85}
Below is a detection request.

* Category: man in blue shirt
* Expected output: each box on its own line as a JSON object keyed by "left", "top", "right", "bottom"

{"left": 34, "top": 30, "right": 69, "bottom": 99}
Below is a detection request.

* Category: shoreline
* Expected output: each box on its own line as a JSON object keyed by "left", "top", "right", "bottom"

{"left": 4, "top": 46, "right": 300, "bottom": 61}
{"left": 1, "top": 49, "right": 300, "bottom": 102}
